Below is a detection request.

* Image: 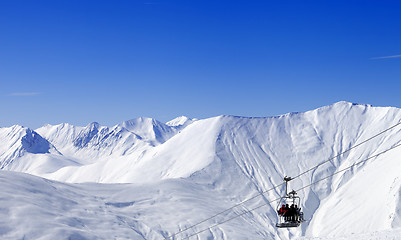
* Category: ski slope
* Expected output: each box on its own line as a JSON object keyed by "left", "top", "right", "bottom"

{"left": 1, "top": 102, "right": 401, "bottom": 239}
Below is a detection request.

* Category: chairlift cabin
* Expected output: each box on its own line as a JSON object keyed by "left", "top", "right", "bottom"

{"left": 276, "top": 177, "right": 304, "bottom": 228}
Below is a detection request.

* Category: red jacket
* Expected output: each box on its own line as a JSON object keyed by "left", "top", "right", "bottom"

{"left": 278, "top": 205, "right": 286, "bottom": 215}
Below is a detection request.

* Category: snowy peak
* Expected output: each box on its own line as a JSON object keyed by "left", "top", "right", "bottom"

{"left": 36, "top": 123, "right": 84, "bottom": 148}
{"left": 166, "top": 116, "right": 195, "bottom": 127}
{"left": 313, "top": 101, "right": 375, "bottom": 115}
{"left": 118, "top": 117, "right": 177, "bottom": 143}
{"left": 35, "top": 121, "right": 153, "bottom": 163}
{"left": 0, "top": 125, "right": 57, "bottom": 155}
{"left": 21, "top": 128, "right": 54, "bottom": 154}
{"left": 0, "top": 125, "right": 60, "bottom": 169}
{"left": 73, "top": 122, "right": 107, "bottom": 148}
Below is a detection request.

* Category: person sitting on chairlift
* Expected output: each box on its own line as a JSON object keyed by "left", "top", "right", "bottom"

{"left": 294, "top": 204, "right": 300, "bottom": 221}
{"left": 278, "top": 204, "right": 286, "bottom": 216}
{"left": 283, "top": 204, "right": 290, "bottom": 221}
{"left": 289, "top": 204, "right": 297, "bottom": 222}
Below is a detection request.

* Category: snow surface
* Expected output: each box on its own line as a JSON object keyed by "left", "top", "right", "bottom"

{"left": 2, "top": 102, "right": 401, "bottom": 239}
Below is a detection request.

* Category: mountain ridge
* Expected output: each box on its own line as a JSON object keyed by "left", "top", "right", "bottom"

{"left": 1, "top": 101, "right": 401, "bottom": 239}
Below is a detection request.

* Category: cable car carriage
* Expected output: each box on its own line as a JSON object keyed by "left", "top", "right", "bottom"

{"left": 276, "top": 177, "right": 305, "bottom": 228}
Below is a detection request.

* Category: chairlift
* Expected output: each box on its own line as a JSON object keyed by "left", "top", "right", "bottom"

{"left": 276, "top": 177, "right": 304, "bottom": 228}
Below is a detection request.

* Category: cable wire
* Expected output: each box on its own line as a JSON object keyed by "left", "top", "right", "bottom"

{"left": 165, "top": 121, "right": 401, "bottom": 239}
{"left": 292, "top": 121, "right": 401, "bottom": 180}
{"left": 296, "top": 143, "right": 401, "bottom": 192}
{"left": 164, "top": 182, "right": 285, "bottom": 239}
{"left": 180, "top": 142, "right": 401, "bottom": 240}
{"left": 181, "top": 196, "right": 282, "bottom": 240}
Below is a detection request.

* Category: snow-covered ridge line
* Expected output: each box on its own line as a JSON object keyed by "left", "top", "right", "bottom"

{"left": 1, "top": 101, "right": 400, "bottom": 181}
{"left": 2, "top": 101, "right": 401, "bottom": 239}
{"left": 0, "top": 116, "right": 196, "bottom": 173}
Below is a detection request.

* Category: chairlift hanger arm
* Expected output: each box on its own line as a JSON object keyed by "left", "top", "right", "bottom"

{"left": 284, "top": 176, "right": 292, "bottom": 182}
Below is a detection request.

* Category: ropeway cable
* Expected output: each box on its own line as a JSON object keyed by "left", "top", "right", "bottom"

{"left": 163, "top": 182, "right": 285, "bottom": 240}
{"left": 164, "top": 121, "right": 401, "bottom": 239}
{"left": 179, "top": 142, "right": 401, "bottom": 240}
{"left": 295, "top": 142, "right": 401, "bottom": 192}
{"left": 292, "top": 120, "right": 401, "bottom": 180}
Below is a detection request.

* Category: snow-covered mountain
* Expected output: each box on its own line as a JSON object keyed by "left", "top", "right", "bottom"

{"left": 0, "top": 125, "right": 58, "bottom": 162}
{"left": 1, "top": 102, "right": 401, "bottom": 239}
{"left": 0, "top": 125, "right": 77, "bottom": 175}
{"left": 35, "top": 117, "right": 183, "bottom": 166}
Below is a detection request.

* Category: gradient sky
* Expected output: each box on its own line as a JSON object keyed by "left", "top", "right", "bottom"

{"left": 1, "top": 0, "right": 400, "bottom": 128}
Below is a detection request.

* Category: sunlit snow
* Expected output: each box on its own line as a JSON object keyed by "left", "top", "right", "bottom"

{"left": 1, "top": 101, "right": 401, "bottom": 239}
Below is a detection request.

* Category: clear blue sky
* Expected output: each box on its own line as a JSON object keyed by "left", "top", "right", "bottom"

{"left": 1, "top": 0, "right": 400, "bottom": 128}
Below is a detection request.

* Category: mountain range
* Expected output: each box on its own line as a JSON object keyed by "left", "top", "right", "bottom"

{"left": 1, "top": 101, "right": 401, "bottom": 239}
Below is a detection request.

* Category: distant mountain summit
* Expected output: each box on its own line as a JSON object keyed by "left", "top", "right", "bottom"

{"left": 119, "top": 117, "right": 178, "bottom": 143}
{"left": 0, "top": 125, "right": 60, "bottom": 169}
{"left": 0, "top": 125, "right": 73, "bottom": 176}
{"left": 73, "top": 122, "right": 104, "bottom": 148}
{"left": 166, "top": 116, "right": 195, "bottom": 127}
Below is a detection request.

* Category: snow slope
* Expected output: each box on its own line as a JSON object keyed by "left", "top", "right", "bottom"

{"left": 2, "top": 102, "right": 401, "bottom": 239}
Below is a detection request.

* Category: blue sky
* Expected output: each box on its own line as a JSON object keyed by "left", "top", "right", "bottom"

{"left": 1, "top": 0, "right": 400, "bottom": 128}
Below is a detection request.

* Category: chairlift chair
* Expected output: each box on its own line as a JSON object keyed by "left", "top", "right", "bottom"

{"left": 276, "top": 177, "right": 304, "bottom": 228}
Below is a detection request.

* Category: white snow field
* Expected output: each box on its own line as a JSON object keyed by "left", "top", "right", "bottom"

{"left": 1, "top": 101, "right": 401, "bottom": 239}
